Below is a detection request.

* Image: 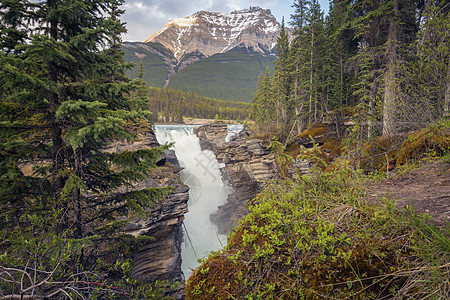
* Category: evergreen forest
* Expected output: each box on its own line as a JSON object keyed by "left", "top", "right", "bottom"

{"left": 144, "top": 86, "right": 252, "bottom": 123}
{"left": 187, "top": 0, "right": 450, "bottom": 298}
{"left": 253, "top": 0, "right": 449, "bottom": 141}
{"left": 0, "top": 0, "right": 175, "bottom": 298}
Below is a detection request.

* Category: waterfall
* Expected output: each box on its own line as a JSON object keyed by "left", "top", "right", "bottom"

{"left": 154, "top": 125, "right": 235, "bottom": 277}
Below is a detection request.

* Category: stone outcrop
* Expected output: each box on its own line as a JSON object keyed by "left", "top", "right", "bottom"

{"left": 193, "top": 122, "right": 228, "bottom": 152}
{"left": 105, "top": 128, "right": 188, "bottom": 294}
{"left": 194, "top": 124, "right": 313, "bottom": 234}
{"left": 125, "top": 184, "right": 188, "bottom": 285}
{"left": 212, "top": 132, "right": 277, "bottom": 234}
{"left": 194, "top": 125, "right": 277, "bottom": 234}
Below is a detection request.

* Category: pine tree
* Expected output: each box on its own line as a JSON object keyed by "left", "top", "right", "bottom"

{"left": 273, "top": 18, "right": 292, "bottom": 130}
{"left": 306, "top": 0, "right": 326, "bottom": 124}
{"left": 324, "top": 0, "right": 357, "bottom": 112}
{"left": 0, "top": 1, "right": 172, "bottom": 297}
{"left": 398, "top": 0, "right": 449, "bottom": 123}
{"left": 253, "top": 67, "right": 275, "bottom": 128}
{"left": 352, "top": 41, "right": 377, "bottom": 138}
{"left": 289, "top": 0, "right": 326, "bottom": 133}
{"left": 348, "top": 0, "right": 424, "bottom": 135}
{"left": 290, "top": 0, "right": 312, "bottom": 132}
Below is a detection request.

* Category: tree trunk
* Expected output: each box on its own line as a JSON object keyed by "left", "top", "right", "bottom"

{"left": 444, "top": 58, "right": 450, "bottom": 117}
{"left": 295, "top": 60, "right": 303, "bottom": 134}
{"left": 294, "top": 1, "right": 305, "bottom": 135}
{"left": 48, "top": 0, "right": 65, "bottom": 191}
{"left": 368, "top": 82, "right": 377, "bottom": 139}
{"left": 295, "top": 105, "right": 304, "bottom": 134}
{"left": 383, "top": 0, "right": 399, "bottom": 136}
{"left": 309, "top": 26, "right": 314, "bottom": 125}
{"left": 314, "top": 92, "right": 318, "bottom": 122}
{"left": 340, "top": 55, "right": 343, "bottom": 106}
{"left": 48, "top": 0, "right": 82, "bottom": 235}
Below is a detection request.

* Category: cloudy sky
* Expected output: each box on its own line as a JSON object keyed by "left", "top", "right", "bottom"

{"left": 120, "top": 0, "right": 330, "bottom": 42}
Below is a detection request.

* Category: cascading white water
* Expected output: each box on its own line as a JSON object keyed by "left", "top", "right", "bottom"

{"left": 154, "top": 125, "right": 240, "bottom": 277}
{"left": 225, "top": 124, "right": 244, "bottom": 142}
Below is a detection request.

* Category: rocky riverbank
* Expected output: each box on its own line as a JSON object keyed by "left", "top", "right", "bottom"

{"left": 193, "top": 122, "right": 229, "bottom": 152}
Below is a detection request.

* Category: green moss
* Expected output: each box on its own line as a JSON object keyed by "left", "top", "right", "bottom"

{"left": 397, "top": 123, "right": 450, "bottom": 165}
{"left": 357, "top": 135, "right": 404, "bottom": 172}
{"left": 285, "top": 123, "right": 342, "bottom": 161}
{"left": 296, "top": 123, "right": 328, "bottom": 140}
{"left": 357, "top": 122, "right": 450, "bottom": 172}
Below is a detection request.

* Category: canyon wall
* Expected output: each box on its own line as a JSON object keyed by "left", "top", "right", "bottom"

{"left": 194, "top": 124, "right": 276, "bottom": 234}
{"left": 104, "top": 128, "right": 188, "bottom": 293}
{"left": 194, "top": 123, "right": 313, "bottom": 234}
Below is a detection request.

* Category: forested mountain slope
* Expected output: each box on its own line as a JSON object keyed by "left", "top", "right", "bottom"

{"left": 123, "top": 6, "right": 286, "bottom": 102}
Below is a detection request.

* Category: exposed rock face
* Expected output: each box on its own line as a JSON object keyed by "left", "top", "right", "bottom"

{"left": 126, "top": 184, "right": 188, "bottom": 285}
{"left": 105, "top": 128, "right": 188, "bottom": 293}
{"left": 193, "top": 122, "right": 228, "bottom": 152}
{"left": 146, "top": 6, "right": 283, "bottom": 60}
{"left": 194, "top": 125, "right": 277, "bottom": 234}
{"left": 194, "top": 124, "right": 313, "bottom": 234}
{"left": 213, "top": 132, "right": 277, "bottom": 233}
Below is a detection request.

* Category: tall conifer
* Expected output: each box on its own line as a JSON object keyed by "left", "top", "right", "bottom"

{"left": 273, "top": 18, "right": 292, "bottom": 129}
{"left": 0, "top": 0, "right": 170, "bottom": 285}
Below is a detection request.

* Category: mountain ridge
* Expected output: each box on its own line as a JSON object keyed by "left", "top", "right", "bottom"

{"left": 122, "top": 6, "right": 288, "bottom": 102}
{"left": 144, "top": 6, "right": 282, "bottom": 60}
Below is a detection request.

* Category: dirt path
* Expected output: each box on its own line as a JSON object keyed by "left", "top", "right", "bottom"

{"left": 365, "top": 162, "right": 450, "bottom": 225}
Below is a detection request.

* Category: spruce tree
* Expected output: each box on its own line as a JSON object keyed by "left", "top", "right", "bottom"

{"left": 305, "top": 0, "right": 326, "bottom": 124}
{"left": 324, "top": 0, "right": 357, "bottom": 112}
{"left": 273, "top": 18, "right": 292, "bottom": 131}
{"left": 398, "top": 0, "right": 449, "bottom": 124}
{"left": 0, "top": 0, "right": 171, "bottom": 297}
{"left": 253, "top": 67, "right": 275, "bottom": 128}
{"left": 290, "top": 0, "right": 312, "bottom": 132}
{"left": 289, "top": 0, "right": 326, "bottom": 132}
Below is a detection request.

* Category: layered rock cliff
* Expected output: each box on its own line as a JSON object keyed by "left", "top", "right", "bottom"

{"left": 194, "top": 124, "right": 277, "bottom": 234}
{"left": 104, "top": 128, "right": 189, "bottom": 293}
{"left": 193, "top": 122, "right": 228, "bottom": 152}
{"left": 214, "top": 134, "right": 278, "bottom": 234}
{"left": 194, "top": 123, "right": 314, "bottom": 234}
{"left": 126, "top": 184, "right": 188, "bottom": 285}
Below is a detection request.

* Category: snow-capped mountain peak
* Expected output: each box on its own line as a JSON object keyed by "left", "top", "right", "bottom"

{"left": 145, "top": 6, "right": 283, "bottom": 60}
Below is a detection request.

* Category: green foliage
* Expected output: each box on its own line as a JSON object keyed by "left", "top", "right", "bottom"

{"left": 186, "top": 163, "right": 449, "bottom": 299}
{"left": 253, "top": 0, "right": 448, "bottom": 141}
{"left": 299, "top": 136, "right": 329, "bottom": 171}
{"left": 0, "top": 209, "right": 176, "bottom": 299}
{"left": 268, "top": 139, "right": 294, "bottom": 177}
{"left": 253, "top": 67, "right": 276, "bottom": 128}
{"left": 0, "top": 0, "right": 179, "bottom": 298}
